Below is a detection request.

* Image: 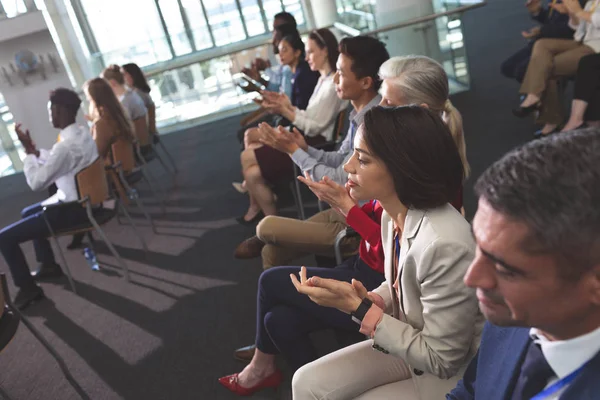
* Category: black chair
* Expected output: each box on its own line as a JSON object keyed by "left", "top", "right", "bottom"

{"left": 0, "top": 274, "right": 89, "bottom": 400}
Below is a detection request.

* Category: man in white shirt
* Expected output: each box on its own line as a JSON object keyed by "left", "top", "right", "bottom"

{"left": 448, "top": 128, "right": 600, "bottom": 399}
{"left": 0, "top": 88, "right": 98, "bottom": 310}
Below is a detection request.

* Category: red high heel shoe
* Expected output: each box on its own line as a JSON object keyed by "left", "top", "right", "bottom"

{"left": 218, "top": 369, "right": 283, "bottom": 396}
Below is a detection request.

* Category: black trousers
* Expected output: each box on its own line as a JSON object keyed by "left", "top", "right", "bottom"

{"left": 501, "top": 42, "right": 534, "bottom": 83}
{"left": 254, "top": 255, "right": 385, "bottom": 371}
{"left": 573, "top": 53, "right": 600, "bottom": 121}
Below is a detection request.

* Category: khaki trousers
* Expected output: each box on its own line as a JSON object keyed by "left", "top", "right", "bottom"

{"left": 292, "top": 340, "right": 416, "bottom": 400}
{"left": 520, "top": 38, "right": 594, "bottom": 125}
{"left": 256, "top": 209, "right": 360, "bottom": 269}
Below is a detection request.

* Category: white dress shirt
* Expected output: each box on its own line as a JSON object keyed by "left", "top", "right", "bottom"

{"left": 23, "top": 123, "right": 99, "bottom": 205}
{"left": 530, "top": 325, "right": 600, "bottom": 399}
{"left": 292, "top": 73, "right": 349, "bottom": 141}
{"left": 569, "top": 0, "right": 600, "bottom": 52}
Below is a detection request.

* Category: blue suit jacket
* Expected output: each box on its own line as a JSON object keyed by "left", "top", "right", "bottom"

{"left": 447, "top": 322, "right": 600, "bottom": 400}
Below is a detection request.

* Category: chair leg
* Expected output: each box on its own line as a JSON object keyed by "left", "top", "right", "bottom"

{"left": 118, "top": 201, "right": 149, "bottom": 256}
{"left": 292, "top": 179, "right": 306, "bottom": 220}
{"left": 10, "top": 306, "right": 90, "bottom": 400}
{"left": 42, "top": 214, "right": 77, "bottom": 294}
{"left": 133, "top": 195, "right": 158, "bottom": 234}
{"left": 86, "top": 206, "right": 130, "bottom": 282}
{"left": 141, "top": 167, "right": 167, "bottom": 215}
{"left": 157, "top": 140, "right": 178, "bottom": 173}
{"left": 152, "top": 143, "right": 175, "bottom": 178}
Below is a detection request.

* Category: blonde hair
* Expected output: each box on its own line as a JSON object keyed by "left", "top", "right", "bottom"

{"left": 379, "top": 56, "right": 470, "bottom": 177}
{"left": 101, "top": 64, "right": 125, "bottom": 86}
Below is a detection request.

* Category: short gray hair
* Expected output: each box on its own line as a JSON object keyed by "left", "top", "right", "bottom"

{"left": 475, "top": 128, "right": 600, "bottom": 278}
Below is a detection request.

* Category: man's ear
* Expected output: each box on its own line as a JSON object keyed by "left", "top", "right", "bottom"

{"left": 588, "top": 264, "right": 600, "bottom": 306}
{"left": 361, "top": 76, "right": 374, "bottom": 91}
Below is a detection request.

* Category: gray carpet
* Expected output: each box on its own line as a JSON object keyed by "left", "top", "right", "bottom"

{"left": 0, "top": 1, "right": 543, "bottom": 399}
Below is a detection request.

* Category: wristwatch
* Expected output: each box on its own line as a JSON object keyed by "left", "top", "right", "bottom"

{"left": 351, "top": 297, "right": 373, "bottom": 325}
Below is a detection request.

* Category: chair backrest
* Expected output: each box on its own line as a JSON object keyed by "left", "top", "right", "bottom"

{"left": 111, "top": 138, "right": 136, "bottom": 174}
{"left": 75, "top": 157, "right": 109, "bottom": 206}
{"left": 332, "top": 108, "right": 349, "bottom": 143}
{"left": 133, "top": 117, "right": 151, "bottom": 147}
{"left": 147, "top": 104, "right": 157, "bottom": 135}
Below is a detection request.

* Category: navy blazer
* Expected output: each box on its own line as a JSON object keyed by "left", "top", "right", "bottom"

{"left": 447, "top": 322, "right": 600, "bottom": 400}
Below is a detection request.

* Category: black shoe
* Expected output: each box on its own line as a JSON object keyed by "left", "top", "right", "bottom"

{"left": 13, "top": 284, "right": 44, "bottom": 311}
{"left": 533, "top": 127, "right": 559, "bottom": 139}
{"left": 31, "top": 262, "right": 64, "bottom": 281}
{"left": 233, "top": 344, "right": 256, "bottom": 362}
{"left": 513, "top": 102, "right": 541, "bottom": 118}
{"left": 66, "top": 233, "right": 85, "bottom": 250}
{"left": 0, "top": 306, "right": 20, "bottom": 348}
{"left": 236, "top": 211, "right": 264, "bottom": 226}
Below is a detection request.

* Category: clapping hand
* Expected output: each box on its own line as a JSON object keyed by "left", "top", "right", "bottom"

{"left": 562, "top": 0, "right": 583, "bottom": 14}
{"left": 258, "top": 123, "right": 307, "bottom": 154}
{"left": 297, "top": 173, "right": 357, "bottom": 217}
{"left": 261, "top": 91, "right": 292, "bottom": 114}
{"left": 549, "top": 2, "right": 568, "bottom": 14}
{"left": 15, "top": 123, "right": 38, "bottom": 156}
{"left": 525, "top": 0, "right": 542, "bottom": 13}
{"left": 290, "top": 266, "right": 365, "bottom": 314}
{"left": 521, "top": 26, "right": 541, "bottom": 39}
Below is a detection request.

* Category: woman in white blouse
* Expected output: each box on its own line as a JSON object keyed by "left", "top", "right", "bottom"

{"left": 514, "top": 0, "right": 600, "bottom": 137}
{"left": 236, "top": 28, "right": 348, "bottom": 225}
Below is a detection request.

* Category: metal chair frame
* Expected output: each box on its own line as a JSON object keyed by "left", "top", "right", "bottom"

{"left": 0, "top": 274, "right": 90, "bottom": 399}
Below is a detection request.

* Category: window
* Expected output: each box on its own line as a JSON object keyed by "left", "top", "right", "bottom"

{"left": 240, "top": 0, "right": 266, "bottom": 37}
{"left": 158, "top": 0, "right": 194, "bottom": 56}
{"left": 0, "top": 0, "right": 27, "bottom": 18}
{"left": 204, "top": 0, "right": 247, "bottom": 46}
{"left": 180, "top": 0, "right": 213, "bottom": 50}
{"left": 0, "top": 93, "right": 25, "bottom": 177}
{"left": 79, "top": 0, "right": 172, "bottom": 67}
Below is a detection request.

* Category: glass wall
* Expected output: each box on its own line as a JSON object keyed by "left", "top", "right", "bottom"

{"left": 75, "top": 0, "right": 306, "bottom": 73}
{"left": 0, "top": 0, "right": 28, "bottom": 18}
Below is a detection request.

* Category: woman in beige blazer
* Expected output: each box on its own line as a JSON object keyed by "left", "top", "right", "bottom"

{"left": 291, "top": 106, "right": 483, "bottom": 399}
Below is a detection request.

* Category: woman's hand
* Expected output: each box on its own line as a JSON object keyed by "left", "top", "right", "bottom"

{"left": 261, "top": 91, "right": 294, "bottom": 118}
{"left": 258, "top": 122, "right": 306, "bottom": 155}
{"left": 297, "top": 173, "right": 357, "bottom": 217}
{"left": 549, "top": 2, "right": 568, "bottom": 14}
{"left": 521, "top": 26, "right": 541, "bottom": 39}
{"left": 291, "top": 267, "right": 363, "bottom": 314}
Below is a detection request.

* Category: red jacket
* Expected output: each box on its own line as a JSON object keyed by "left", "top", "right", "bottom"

{"left": 345, "top": 200, "right": 385, "bottom": 274}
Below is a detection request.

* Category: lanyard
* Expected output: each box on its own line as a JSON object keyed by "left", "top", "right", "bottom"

{"left": 530, "top": 363, "right": 586, "bottom": 399}
{"left": 394, "top": 233, "right": 400, "bottom": 260}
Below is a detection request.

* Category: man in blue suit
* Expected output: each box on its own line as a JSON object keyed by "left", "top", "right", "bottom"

{"left": 447, "top": 129, "right": 600, "bottom": 400}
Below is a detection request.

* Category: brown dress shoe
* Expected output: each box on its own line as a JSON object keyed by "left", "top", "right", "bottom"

{"left": 234, "top": 236, "right": 265, "bottom": 259}
{"left": 233, "top": 344, "right": 256, "bottom": 362}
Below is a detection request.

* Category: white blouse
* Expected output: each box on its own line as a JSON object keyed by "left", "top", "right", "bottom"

{"left": 292, "top": 73, "right": 349, "bottom": 141}
{"left": 570, "top": 0, "right": 600, "bottom": 52}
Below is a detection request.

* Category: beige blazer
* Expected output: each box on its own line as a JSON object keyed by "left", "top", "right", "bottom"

{"left": 371, "top": 204, "right": 484, "bottom": 399}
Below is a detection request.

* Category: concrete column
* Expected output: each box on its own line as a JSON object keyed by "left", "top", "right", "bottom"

{"left": 306, "top": 0, "right": 337, "bottom": 29}
{"left": 38, "top": 0, "right": 92, "bottom": 88}
{"left": 374, "top": 0, "right": 441, "bottom": 61}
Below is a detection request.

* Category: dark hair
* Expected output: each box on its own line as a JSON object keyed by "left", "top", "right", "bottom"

{"left": 274, "top": 11, "right": 297, "bottom": 28}
{"left": 475, "top": 128, "right": 600, "bottom": 278}
{"left": 84, "top": 78, "right": 134, "bottom": 142}
{"left": 308, "top": 28, "right": 339, "bottom": 72}
{"left": 339, "top": 36, "right": 390, "bottom": 91}
{"left": 122, "top": 63, "right": 151, "bottom": 93}
{"left": 101, "top": 64, "right": 125, "bottom": 85}
{"left": 49, "top": 88, "right": 81, "bottom": 114}
{"left": 362, "top": 106, "right": 463, "bottom": 209}
{"left": 280, "top": 33, "right": 305, "bottom": 60}
{"left": 273, "top": 22, "right": 299, "bottom": 54}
